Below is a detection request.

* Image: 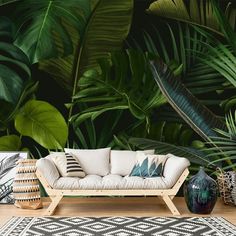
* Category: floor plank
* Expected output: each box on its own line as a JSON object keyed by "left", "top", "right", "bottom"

{"left": 0, "top": 197, "right": 235, "bottom": 227}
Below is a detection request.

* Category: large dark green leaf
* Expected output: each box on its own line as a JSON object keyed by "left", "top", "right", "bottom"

{"left": 0, "top": 135, "right": 21, "bottom": 151}
{"left": 13, "top": 0, "right": 91, "bottom": 63}
{"left": 149, "top": 60, "right": 226, "bottom": 141}
{"left": 15, "top": 100, "right": 68, "bottom": 149}
{"left": 39, "top": 0, "right": 133, "bottom": 93}
{"left": 70, "top": 50, "right": 166, "bottom": 129}
{"left": 0, "top": 17, "right": 31, "bottom": 105}
{"left": 0, "top": 17, "right": 34, "bottom": 129}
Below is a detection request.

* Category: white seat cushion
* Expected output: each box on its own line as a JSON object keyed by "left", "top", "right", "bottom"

{"left": 52, "top": 174, "right": 168, "bottom": 190}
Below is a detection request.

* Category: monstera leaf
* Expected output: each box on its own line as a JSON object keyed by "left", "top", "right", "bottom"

{"left": 12, "top": 0, "right": 91, "bottom": 63}
{"left": 0, "top": 17, "right": 34, "bottom": 129}
{"left": 149, "top": 61, "right": 226, "bottom": 141}
{"left": 0, "top": 17, "right": 31, "bottom": 104}
{"left": 0, "top": 135, "right": 21, "bottom": 151}
{"left": 15, "top": 100, "right": 68, "bottom": 149}
{"left": 39, "top": 0, "right": 133, "bottom": 93}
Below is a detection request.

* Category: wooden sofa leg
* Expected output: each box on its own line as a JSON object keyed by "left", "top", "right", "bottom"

{"left": 45, "top": 195, "right": 63, "bottom": 216}
{"left": 162, "top": 195, "right": 180, "bottom": 216}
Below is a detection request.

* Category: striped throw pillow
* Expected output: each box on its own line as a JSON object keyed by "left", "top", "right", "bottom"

{"left": 51, "top": 152, "right": 85, "bottom": 177}
{"left": 65, "top": 153, "right": 85, "bottom": 177}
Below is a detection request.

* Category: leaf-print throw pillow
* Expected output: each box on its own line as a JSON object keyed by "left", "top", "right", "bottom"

{"left": 129, "top": 152, "right": 168, "bottom": 177}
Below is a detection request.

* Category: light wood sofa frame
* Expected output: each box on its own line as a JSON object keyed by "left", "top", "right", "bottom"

{"left": 36, "top": 168, "right": 189, "bottom": 216}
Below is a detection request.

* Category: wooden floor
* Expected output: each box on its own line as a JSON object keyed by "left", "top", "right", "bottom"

{"left": 0, "top": 197, "right": 235, "bottom": 227}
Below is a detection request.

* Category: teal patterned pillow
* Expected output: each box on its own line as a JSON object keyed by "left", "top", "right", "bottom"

{"left": 129, "top": 152, "right": 168, "bottom": 177}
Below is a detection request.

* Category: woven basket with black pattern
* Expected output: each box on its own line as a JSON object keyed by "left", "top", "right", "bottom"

{"left": 217, "top": 168, "right": 236, "bottom": 206}
{"left": 13, "top": 159, "right": 42, "bottom": 209}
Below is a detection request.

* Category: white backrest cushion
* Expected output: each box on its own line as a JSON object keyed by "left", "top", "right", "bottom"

{"left": 64, "top": 148, "right": 111, "bottom": 176}
{"left": 162, "top": 153, "right": 190, "bottom": 188}
{"left": 36, "top": 157, "right": 60, "bottom": 187}
{"left": 110, "top": 150, "right": 155, "bottom": 176}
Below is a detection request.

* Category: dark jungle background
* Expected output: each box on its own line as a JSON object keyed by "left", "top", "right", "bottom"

{"left": 0, "top": 0, "right": 236, "bottom": 177}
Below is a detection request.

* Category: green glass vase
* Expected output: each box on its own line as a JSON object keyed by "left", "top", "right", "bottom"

{"left": 184, "top": 166, "right": 218, "bottom": 214}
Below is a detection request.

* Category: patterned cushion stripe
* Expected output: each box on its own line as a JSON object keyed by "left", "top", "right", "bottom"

{"left": 65, "top": 153, "right": 85, "bottom": 176}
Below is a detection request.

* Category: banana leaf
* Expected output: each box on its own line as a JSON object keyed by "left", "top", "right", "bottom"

{"left": 147, "top": 0, "right": 236, "bottom": 34}
{"left": 39, "top": 0, "right": 133, "bottom": 93}
{"left": 149, "top": 60, "right": 226, "bottom": 141}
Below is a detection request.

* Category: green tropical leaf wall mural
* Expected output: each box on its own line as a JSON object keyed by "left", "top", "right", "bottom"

{"left": 0, "top": 17, "right": 36, "bottom": 130}
{"left": 70, "top": 50, "right": 166, "bottom": 130}
{"left": 12, "top": 0, "right": 91, "bottom": 64}
{"left": 147, "top": 0, "right": 236, "bottom": 34}
{"left": 0, "top": 0, "right": 235, "bottom": 172}
{"left": 0, "top": 135, "right": 21, "bottom": 151}
{"left": 39, "top": 0, "right": 133, "bottom": 93}
{"left": 149, "top": 60, "right": 226, "bottom": 141}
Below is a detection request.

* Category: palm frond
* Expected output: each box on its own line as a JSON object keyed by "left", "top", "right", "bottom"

{"left": 196, "top": 42, "right": 236, "bottom": 88}
{"left": 147, "top": 0, "right": 236, "bottom": 35}
{"left": 206, "top": 110, "right": 236, "bottom": 170}
{"left": 149, "top": 60, "right": 226, "bottom": 141}
{"left": 0, "top": 179, "right": 13, "bottom": 202}
{"left": 70, "top": 50, "right": 166, "bottom": 130}
{"left": 0, "top": 153, "right": 20, "bottom": 179}
{"left": 143, "top": 23, "right": 227, "bottom": 96}
{"left": 129, "top": 137, "right": 210, "bottom": 167}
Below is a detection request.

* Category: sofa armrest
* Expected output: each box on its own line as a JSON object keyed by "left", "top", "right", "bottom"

{"left": 36, "top": 157, "right": 60, "bottom": 188}
{"left": 162, "top": 154, "right": 190, "bottom": 188}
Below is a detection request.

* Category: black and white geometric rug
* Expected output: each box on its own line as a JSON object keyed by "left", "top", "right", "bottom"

{"left": 0, "top": 216, "right": 236, "bottom": 236}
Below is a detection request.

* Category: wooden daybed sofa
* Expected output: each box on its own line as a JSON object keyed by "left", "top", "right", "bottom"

{"left": 36, "top": 148, "right": 190, "bottom": 216}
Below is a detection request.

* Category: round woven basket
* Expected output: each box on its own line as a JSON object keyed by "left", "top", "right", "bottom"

{"left": 13, "top": 159, "right": 42, "bottom": 209}
{"left": 217, "top": 168, "right": 236, "bottom": 206}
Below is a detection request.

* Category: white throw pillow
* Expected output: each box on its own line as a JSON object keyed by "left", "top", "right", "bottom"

{"left": 64, "top": 148, "right": 111, "bottom": 176}
{"left": 110, "top": 150, "right": 155, "bottom": 176}
{"left": 51, "top": 152, "right": 85, "bottom": 177}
